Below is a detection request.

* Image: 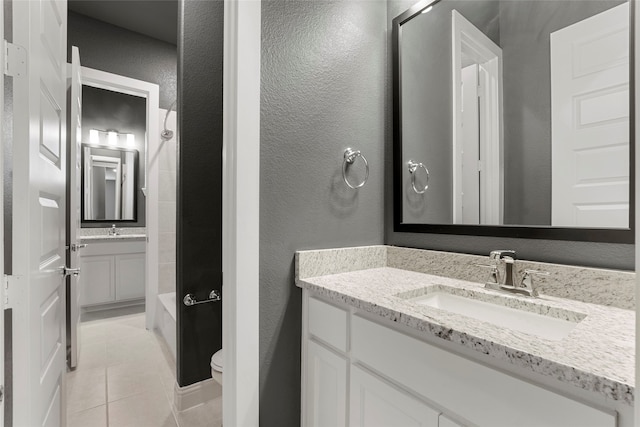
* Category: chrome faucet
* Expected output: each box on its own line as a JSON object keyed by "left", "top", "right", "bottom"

{"left": 108, "top": 224, "right": 119, "bottom": 236}
{"left": 490, "top": 250, "right": 516, "bottom": 288}
{"left": 479, "top": 250, "right": 546, "bottom": 297}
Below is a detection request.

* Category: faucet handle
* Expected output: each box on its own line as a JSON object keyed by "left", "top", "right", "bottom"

{"left": 523, "top": 269, "right": 549, "bottom": 277}
{"left": 475, "top": 263, "right": 499, "bottom": 285}
{"left": 489, "top": 250, "right": 516, "bottom": 260}
{"left": 519, "top": 269, "right": 549, "bottom": 297}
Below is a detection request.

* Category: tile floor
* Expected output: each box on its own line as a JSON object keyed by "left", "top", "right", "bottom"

{"left": 66, "top": 305, "right": 222, "bottom": 427}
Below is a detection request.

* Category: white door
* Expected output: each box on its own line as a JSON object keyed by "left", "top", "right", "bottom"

{"left": 452, "top": 10, "right": 503, "bottom": 225}
{"left": 349, "top": 366, "right": 440, "bottom": 427}
{"left": 68, "top": 46, "right": 82, "bottom": 369}
{"left": 551, "top": 3, "right": 629, "bottom": 227}
{"left": 12, "top": 0, "right": 68, "bottom": 425}
{"left": 304, "top": 340, "right": 347, "bottom": 427}
{"left": 460, "top": 64, "right": 480, "bottom": 224}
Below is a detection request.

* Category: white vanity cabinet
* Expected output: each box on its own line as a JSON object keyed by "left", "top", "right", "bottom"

{"left": 80, "top": 241, "right": 145, "bottom": 307}
{"left": 302, "top": 292, "right": 618, "bottom": 427}
{"left": 350, "top": 365, "right": 440, "bottom": 427}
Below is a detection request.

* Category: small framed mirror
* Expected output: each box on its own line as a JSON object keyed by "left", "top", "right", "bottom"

{"left": 81, "top": 144, "right": 139, "bottom": 222}
{"left": 393, "top": 0, "right": 634, "bottom": 243}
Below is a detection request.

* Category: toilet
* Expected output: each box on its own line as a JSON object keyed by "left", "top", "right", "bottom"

{"left": 211, "top": 349, "right": 223, "bottom": 385}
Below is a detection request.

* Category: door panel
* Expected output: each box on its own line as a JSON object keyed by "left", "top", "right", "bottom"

{"left": 67, "top": 46, "right": 82, "bottom": 368}
{"left": 12, "top": 0, "right": 68, "bottom": 424}
{"left": 551, "top": 3, "right": 629, "bottom": 227}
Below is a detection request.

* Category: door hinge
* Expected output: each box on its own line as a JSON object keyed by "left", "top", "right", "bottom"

{"left": 4, "top": 274, "right": 20, "bottom": 309}
{"left": 4, "top": 40, "right": 26, "bottom": 78}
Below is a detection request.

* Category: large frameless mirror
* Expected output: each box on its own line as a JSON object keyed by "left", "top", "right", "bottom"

{"left": 393, "top": 0, "right": 634, "bottom": 242}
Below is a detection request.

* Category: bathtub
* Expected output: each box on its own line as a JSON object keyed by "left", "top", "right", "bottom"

{"left": 157, "top": 292, "right": 177, "bottom": 360}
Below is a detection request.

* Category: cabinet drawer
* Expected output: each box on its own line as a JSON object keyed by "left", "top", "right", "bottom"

{"left": 81, "top": 241, "right": 145, "bottom": 256}
{"left": 351, "top": 315, "right": 615, "bottom": 427}
{"left": 308, "top": 296, "right": 348, "bottom": 352}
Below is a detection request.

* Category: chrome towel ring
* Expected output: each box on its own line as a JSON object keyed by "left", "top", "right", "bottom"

{"left": 342, "top": 148, "right": 369, "bottom": 189}
{"left": 408, "top": 160, "right": 429, "bottom": 194}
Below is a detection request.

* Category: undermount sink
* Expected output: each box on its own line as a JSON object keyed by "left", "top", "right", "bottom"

{"left": 400, "top": 286, "right": 585, "bottom": 341}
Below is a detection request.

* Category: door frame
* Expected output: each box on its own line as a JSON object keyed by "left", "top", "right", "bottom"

{"left": 635, "top": 1, "right": 640, "bottom": 423}
{"left": 0, "top": 1, "right": 5, "bottom": 423}
{"left": 79, "top": 67, "right": 160, "bottom": 330}
{"left": 451, "top": 10, "right": 503, "bottom": 225}
{"left": 222, "top": 0, "right": 261, "bottom": 425}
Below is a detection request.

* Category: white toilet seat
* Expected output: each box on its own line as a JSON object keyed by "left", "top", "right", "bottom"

{"left": 211, "top": 349, "right": 223, "bottom": 373}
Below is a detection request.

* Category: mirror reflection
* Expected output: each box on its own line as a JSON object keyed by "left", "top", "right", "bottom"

{"left": 398, "top": 0, "right": 630, "bottom": 228}
{"left": 82, "top": 144, "right": 138, "bottom": 221}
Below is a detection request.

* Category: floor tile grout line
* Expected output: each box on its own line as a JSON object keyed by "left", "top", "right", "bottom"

{"left": 105, "top": 366, "right": 110, "bottom": 426}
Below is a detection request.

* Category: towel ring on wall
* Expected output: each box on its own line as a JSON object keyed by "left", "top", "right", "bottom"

{"left": 408, "top": 160, "right": 429, "bottom": 194}
{"left": 342, "top": 148, "right": 369, "bottom": 189}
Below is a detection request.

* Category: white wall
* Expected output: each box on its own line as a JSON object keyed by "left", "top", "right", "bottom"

{"left": 157, "top": 109, "right": 177, "bottom": 294}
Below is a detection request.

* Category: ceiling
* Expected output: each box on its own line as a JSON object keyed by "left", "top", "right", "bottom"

{"left": 68, "top": 0, "right": 179, "bottom": 45}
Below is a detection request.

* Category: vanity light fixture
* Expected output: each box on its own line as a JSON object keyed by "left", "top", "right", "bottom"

{"left": 89, "top": 128, "right": 135, "bottom": 148}
{"left": 107, "top": 131, "right": 118, "bottom": 146}
{"left": 89, "top": 129, "right": 100, "bottom": 145}
{"left": 422, "top": 6, "right": 433, "bottom": 14}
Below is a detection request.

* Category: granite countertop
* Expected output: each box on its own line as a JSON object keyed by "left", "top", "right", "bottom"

{"left": 80, "top": 234, "right": 146, "bottom": 243}
{"left": 297, "top": 267, "right": 635, "bottom": 405}
{"left": 79, "top": 227, "right": 146, "bottom": 243}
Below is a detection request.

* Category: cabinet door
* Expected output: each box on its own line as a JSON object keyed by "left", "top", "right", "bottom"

{"left": 115, "top": 253, "right": 146, "bottom": 301}
{"left": 304, "top": 340, "right": 347, "bottom": 427}
{"left": 80, "top": 255, "right": 115, "bottom": 306}
{"left": 350, "top": 366, "right": 440, "bottom": 427}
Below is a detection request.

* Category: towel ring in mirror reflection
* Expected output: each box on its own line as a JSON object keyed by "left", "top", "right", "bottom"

{"left": 408, "top": 160, "right": 429, "bottom": 194}
{"left": 342, "top": 148, "right": 369, "bottom": 189}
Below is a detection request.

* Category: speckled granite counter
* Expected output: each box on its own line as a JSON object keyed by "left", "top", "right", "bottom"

{"left": 80, "top": 234, "right": 146, "bottom": 243}
{"left": 295, "top": 246, "right": 635, "bottom": 405}
{"left": 79, "top": 227, "right": 146, "bottom": 243}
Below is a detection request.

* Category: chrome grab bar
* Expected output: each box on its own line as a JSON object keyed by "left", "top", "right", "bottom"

{"left": 183, "top": 290, "right": 221, "bottom": 307}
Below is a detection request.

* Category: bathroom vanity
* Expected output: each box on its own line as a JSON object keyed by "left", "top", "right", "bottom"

{"left": 297, "top": 246, "right": 634, "bottom": 427}
{"left": 79, "top": 231, "right": 146, "bottom": 308}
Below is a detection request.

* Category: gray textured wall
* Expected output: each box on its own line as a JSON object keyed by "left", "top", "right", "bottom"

{"left": 260, "top": 1, "right": 386, "bottom": 424}
{"left": 67, "top": 11, "right": 177, "bottom": 109}
{"left": 401, "top": 0, "right": 499, "bottom": 223}
{"left": 81, "top": 86, "right": 146, "bottom": 227}
{"left": 387, "top": 0, "right": 634, "bottom": 270}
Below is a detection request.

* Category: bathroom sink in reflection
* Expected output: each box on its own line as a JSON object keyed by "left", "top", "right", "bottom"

{"left": 402, "top": 286, "right": 585, "bottom": 341}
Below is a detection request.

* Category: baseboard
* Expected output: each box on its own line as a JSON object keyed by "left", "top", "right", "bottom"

{"left": 174, "top": 377, "right": 221, "bottom": 412}
{"left": 81, "top": 298, "right": 144, "bottom": 313}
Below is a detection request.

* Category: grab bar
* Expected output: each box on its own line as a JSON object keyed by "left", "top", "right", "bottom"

{"left": 183, "top": 290, "right": 221, "bottom": 306}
